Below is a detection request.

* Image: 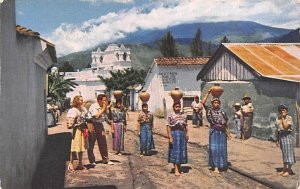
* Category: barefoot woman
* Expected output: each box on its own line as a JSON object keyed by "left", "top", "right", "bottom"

{"left": 167, "top": 101, "right": 189, "bottom": 176}
{"left": 203, "top": 91, "right": 230, "bottom": 174}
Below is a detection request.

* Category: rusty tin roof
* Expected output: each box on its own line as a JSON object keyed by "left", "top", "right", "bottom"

{"left": 224, "top": 43, "right": 300, "bottom": 82}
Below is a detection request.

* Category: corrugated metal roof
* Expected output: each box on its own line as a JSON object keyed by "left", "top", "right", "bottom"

{"left": 16, "top": 25, "right": 54, "bottom": 47}
{"left": 224, "top": 43, "right": 300, "bottom": 82}
{"left": 266, "top": 75, "right": 300, "bottom": 83}
{"left": 154, "top": 57, "right": 209, "bottom": 66}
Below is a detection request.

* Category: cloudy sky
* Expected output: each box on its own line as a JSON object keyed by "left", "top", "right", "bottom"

{"left": 16, "top": 0, "right": 300, "bottom": 56}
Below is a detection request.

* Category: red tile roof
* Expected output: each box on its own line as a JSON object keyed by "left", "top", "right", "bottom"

{"left": 16, "top": 25, "right": 40, "bottom": 37}
{"left": 16, "top": 25, "right": 54, "bottom": 46}
{"left": 224, "top": 43, "right": 300, "bottom": 82}
{"left": 154, "top": 57, "right": 209, "bottom": 66}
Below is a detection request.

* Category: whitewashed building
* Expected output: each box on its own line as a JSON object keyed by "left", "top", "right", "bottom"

{"left": 141, "top": 57, "right": 209, "bottom": 116}
{"left": 0, "top": 0, "right": 57, "bottom": 188}
{"left": 64, "top": 44, "right": 131, "bottom": 101}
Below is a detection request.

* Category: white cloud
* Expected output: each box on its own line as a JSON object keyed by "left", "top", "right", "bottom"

{"left": 48, "top": 0, "right": 300, "bottom": 56}
{"left": 79, "top": 0, "right": 133, "bottom": 4}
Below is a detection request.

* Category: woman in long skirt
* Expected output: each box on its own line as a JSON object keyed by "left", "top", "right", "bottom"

{"left": 206, "top": 98, "right": 230, "bottom": 174}
{"left": 137, "top": 103, "right": 155, "bottom": 156}
{"left": 276, "top": 104, "right": 296, "bottom": 177}
{"left": 111, "top": 99, "right": 127, "bottom": 155}
{"left": 167, "top": 101, "right": 189, "bottom": 176}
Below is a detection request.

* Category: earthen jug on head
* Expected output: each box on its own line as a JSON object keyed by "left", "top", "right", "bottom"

{"left": 210, "top": 83, "right": 223, "bottom": 98}
{"left": 113, "top": 90, "right": 123, "bottom": 99}
{"left": 139, "top": 90, "right": 150, "bottom": 102}
{"left": 170, "top": 87, "right": 183, "bottom": 102}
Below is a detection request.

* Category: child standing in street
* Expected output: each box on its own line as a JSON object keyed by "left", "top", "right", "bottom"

{"left": 241, "top": 94, "right": 254, "bottom": 140}
{"left": 233, "top": 103, "right": 242, "bottom": 139}
{"left": 191, "top": 95, "right": 203, "bottom": 128}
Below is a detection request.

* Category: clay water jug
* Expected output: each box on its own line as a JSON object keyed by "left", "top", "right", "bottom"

{"left": 210, "top": 84, "right": 223, "bottom": 98}
{"left": 113, "top": 90, "right": 123, "bottom": 99}
{"left": 139, "top": 90, "right": 150, "bottom": 102}
{"left": 170, "top": 87, "right": 183, "bottom": 102}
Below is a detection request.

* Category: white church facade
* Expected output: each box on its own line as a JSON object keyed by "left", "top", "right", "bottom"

{"left": 64, "top": 43, "right": 131, "bottom": 101}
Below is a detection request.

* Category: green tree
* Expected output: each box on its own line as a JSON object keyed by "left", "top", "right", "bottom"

{"left": 207, "top": 41, "right": 213, "bottom": 56}
{"left": 220, "top": 35, "right": 230, "bottom": 44}
{"left": 47, "top": 73, "right": 78, "bottom": 102}
{"left": 190, "top": 28, "right": 203, "bottom": 57}
{"left": 59, "top": 61, "right": 74, "bottom": 72}
{"left": 99, "top": 68, "right": 147, "bottom": 106}
{"left": 159, "top": 31, "right": 178, "bottom": 57}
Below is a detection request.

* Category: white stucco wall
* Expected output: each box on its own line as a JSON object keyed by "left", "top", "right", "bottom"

{"left": 142, "top": 64, "right": 205, "bottom": 115}
{"left": 0, "top": 1, "right": 54, "bottom": 188}
{"left": 66, "top": 80, "right": 105, "bottom": 102}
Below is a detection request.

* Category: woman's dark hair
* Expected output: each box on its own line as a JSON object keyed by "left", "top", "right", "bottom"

{"left": 211, "top": 98, "right": 221, "bottom": 104}
{"left": 116, "top": 99, "right": 122, "bottom": 104}
{"left": 173, "top": 101, "right": 181, "bottom": 108}
{"left": 141, "top": 103, "right": 148, "bottom": 108}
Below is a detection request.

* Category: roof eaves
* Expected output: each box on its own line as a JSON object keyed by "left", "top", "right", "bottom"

{"left": 224, "top": 43, "right": 300, "bottom": 47}
{"left": 155, "top": 57, "right": 209, "bottom": 66}
{"left": 265, "top": 75, "right": 300, "bottom": 83}
{"left": 16, "top": 25, "right": 55, "bottom": 47}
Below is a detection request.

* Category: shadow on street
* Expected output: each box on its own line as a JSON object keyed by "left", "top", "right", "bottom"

{"left": 31, "top": 132, "right": 71, "bottom": 189}
{"left": 65, "top": 186, "right": 118, "bottom": 189}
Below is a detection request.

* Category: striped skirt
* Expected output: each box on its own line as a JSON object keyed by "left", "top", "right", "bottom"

{"left": 113, "top": 122, "right": 125, "bottom": 152}
{"left": 279, "top": 132, "right": 296, "bottom": 165}
{"left": 209, "top": 128, "right": 227, "bottom": 168}
{"left": 140, "top": 123, "right": 155, "bottom": 152}
{"left": 168, "top": 130, "right": 188, "bottom": 164}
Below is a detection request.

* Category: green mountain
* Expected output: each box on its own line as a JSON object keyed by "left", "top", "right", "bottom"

{"left": 273, "top": 28, "right": 300, "bottom": 43}
{"left": 57, "top": 50, "right": 92, "bottom": 71}
{"left": 57, "top": 21, "right": 291, "bottom": 70}
{"left": 121, "top": 21, "right": 290, "bottom": 44}
{"left": 128, "top": 44, "right": 161, "bottom": 70}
